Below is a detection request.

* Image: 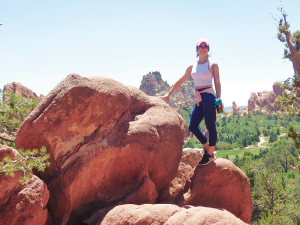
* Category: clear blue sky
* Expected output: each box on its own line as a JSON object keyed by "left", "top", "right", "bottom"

{"left": 0, "top": 0, "right": 299, "bottom": 106}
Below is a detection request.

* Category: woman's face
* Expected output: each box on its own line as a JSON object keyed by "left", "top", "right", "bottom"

{"left": 197, "top": 43, "right": 209, "bottom": 56}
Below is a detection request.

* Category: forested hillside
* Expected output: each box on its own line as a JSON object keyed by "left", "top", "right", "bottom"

{"left": 183, "top": 109, "right": 300, "bottom": 150}
{"left": 181, "top": 107, "right": 300, "bottom": 224}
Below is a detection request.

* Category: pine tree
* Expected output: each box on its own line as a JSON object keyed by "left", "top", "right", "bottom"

{"left": 0, "top": 90, "right": 38, "bottom": 146}
{"left": 275, "top": 2, "right": 300, "bottom": 77}
{"left": 269, "top": 131, "right": 278, "bottom": 143}
{"left": 0, "top": 90, "right": 50, "bottom": 184}
{"left": 273, "top": 3, "right": 300, "bottom": 149}
{"left": 0, "top": 147, "right": 50, "bottom": 184}
{"left": 252, "top": 166, "right": 286, "bottom": 222}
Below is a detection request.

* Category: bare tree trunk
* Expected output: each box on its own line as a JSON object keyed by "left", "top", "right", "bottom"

{"left": 279, "top": 6, "right": 300, "bottom": 78}
{"left": 283, "top": 31, "right": 300, "bottom": 77}
{"left": 291, "top": 58, "right": 300, "bottom": 78}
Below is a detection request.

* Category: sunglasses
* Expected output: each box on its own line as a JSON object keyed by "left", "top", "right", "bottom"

{"left": 197, "top": 45, "right": 208, "bottom": 49}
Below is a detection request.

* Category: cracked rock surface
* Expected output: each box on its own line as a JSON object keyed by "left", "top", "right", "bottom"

{"left": 15, "top": 74, "right": 185, "bottom": 225}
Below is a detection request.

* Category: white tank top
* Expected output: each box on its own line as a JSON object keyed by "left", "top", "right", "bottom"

{"left": 191, "top": 61, "right": 213, "bottom": 87}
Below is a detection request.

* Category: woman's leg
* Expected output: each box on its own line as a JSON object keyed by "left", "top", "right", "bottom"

{"left": 189, "top": 103, "right": 208, "bottom": 149}
{"left": 202, "top": 93, "right": 217, "bottom": 156}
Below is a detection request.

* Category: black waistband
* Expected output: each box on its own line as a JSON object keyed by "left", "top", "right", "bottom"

{"left": 195, "top": 87, "right": 210, "bottom": 92}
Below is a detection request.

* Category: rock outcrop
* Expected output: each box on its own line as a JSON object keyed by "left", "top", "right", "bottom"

{"left": 91, "top": 204, "right": 247, "bottom": 225}
{"left": 15, "top": 74, "right": 186, "bottom": 225}
{"left": 248, "top": 92, "right": 258, "bottom": 111}
{"left": 163, "top": 148, "right": 203, "bottom": 199}
{"left": 3, "top": 82, "right": 43, "bottom": 101}
{"left": 7, "top": 74, "right": 254, "bottom": 224}
{"left": 139, "top": 71, "right": 195, "bottom": 110}
{"left": 239, "top": 107, "right": 248, "bottom": 115}
{"left": 84, "top": 148, "right": 252, "bottom": 225}
{"left": 84, "top": 149, "right": 252, "bottom": 224}
{"left": 0, "top": 145, "right": 49, "bottom": 225}
{"left": 247, "top": 90, "right": 278, "bottom": 113}
{"left": 183, "top": 158, "right": 253, "bottom": 224}
{"left": 140, "top": 71, "right": 192, "bottom": 138}
{"left": 273, "top": 83, "right": 283, "bottom": 96}
{"left": 232, "top": 101, "right": 240, "bottom": 112}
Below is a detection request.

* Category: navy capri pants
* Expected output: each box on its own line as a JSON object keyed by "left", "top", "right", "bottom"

{"left": 189, "top": 92, "right": 217, "bottom": 146}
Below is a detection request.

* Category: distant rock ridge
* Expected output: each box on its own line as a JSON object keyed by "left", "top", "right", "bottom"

{"left": 247, "top": 83, "right": 283, "bottom": 114}
{"left": 226, "top": 84, "right": 283, "bottom": 117}
{"left": 139, "top": 72, "right": 284, "bottom": 116}
{"left": 139, "top": 71, "right": 195, "bottom": 111}
{"left": 3, "top": 82, "right": 44, "bottom": 101}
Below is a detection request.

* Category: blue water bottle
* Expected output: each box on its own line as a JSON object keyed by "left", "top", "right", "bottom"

{"left": 214, "top": 98, "right": 223, "bottom": 114}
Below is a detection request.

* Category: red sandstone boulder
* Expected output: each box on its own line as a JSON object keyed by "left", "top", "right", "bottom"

{"left": 167, "top": 148, "right": 202, "bottom": 198}
{"left": 0, "top": 145, "right": 49, "bottom": 225}
{"left": 158, "top": 148, "right": 203, "bottom": 202}
{"left": 3, "top": 82, "right": 43, "bottom": 101}
{"left": 0, "top": 145, "right": 22, "bottom": 206}
{"left": 15, "top": 74, "right": 185, "bottom": 225}
{"left": 92, "top": 204, "right": 247, "bottom": 225}
{"left": 183, "top": 158, "right": 252, "bottom": 224}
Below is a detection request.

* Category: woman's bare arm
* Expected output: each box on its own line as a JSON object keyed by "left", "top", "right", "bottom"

{"left": 160, "top": 65, "right": 193, "bottom": 101}
{"left": 212, "top": 63, "right": 221, "bottom": 98}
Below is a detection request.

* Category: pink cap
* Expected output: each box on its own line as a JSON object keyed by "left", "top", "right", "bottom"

{"left": 196, "top": 38, "right": 209, "bottom": 47}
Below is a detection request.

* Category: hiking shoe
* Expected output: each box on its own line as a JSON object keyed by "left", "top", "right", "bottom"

{"left": 207, "top": 153, "right": 216, "bottom": 164}
{"left": 199, "top": 152, "right": 216, "bottom": 166}
{"left": 199, "top": 151, "right": 209, "bottom": 165}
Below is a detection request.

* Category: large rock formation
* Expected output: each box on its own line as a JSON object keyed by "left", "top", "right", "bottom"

{"left": 8, "top": 74, "right": 254, "bottom": 224}
{"left": 140, "top": 71, "right": 192, "bottom": 138}
{"left": 0, "top": 145, "right": 49, "bottom": 225}
{"left": 139, "top": 71, "right": 170, "bottom": 98}
{"left": 247, "top": 90, "right": 278, "bottom": 113}
{"left": 182, "top": 158, "right": 253, "bottom": 224}
{"left": 3, "top": 82, "right": 43, "bottom": 101}
{"left": 139, "top": 71, "right": 195, "bottom": 110}
{"left": 84, "top": 149, "right": 253, "bottom": 224}
{"left": 15, "top": 74, "right": 186, "bottom": 225}
{"left": 91, "top": 204, "right": 247, "bottom": 225}
{"left": 246, "top": 83, "right": 287, "bottom": 114}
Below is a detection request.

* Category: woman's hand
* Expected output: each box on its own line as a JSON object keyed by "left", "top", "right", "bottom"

{"left": 159, "top": 93, "right": 171, "bottom": 102}
{"left": 158, "top": 65, "right": 193, "bottom": 103}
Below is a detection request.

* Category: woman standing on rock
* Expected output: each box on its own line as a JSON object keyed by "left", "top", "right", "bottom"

{"left": 160, "top": 38, "right": 222, "bottom": 166}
